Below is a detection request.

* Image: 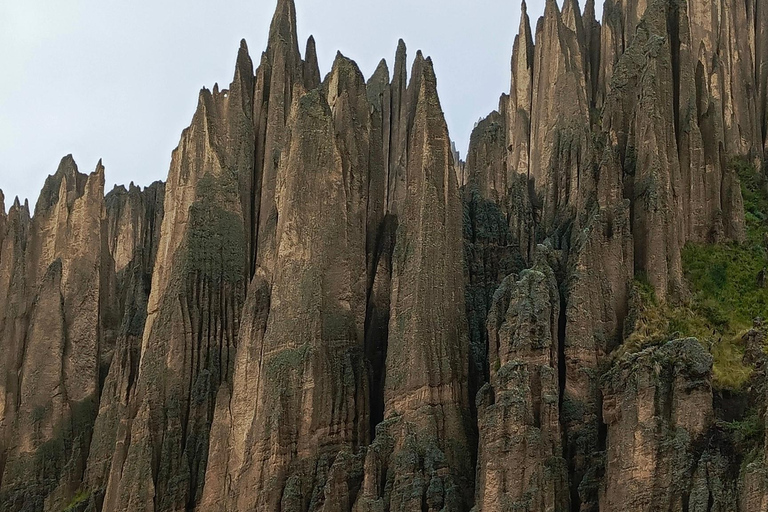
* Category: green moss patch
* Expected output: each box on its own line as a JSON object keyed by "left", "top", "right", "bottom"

{"left": 63, "top": 489, "right": 90, "bottom": 512}
{"left": 184, "top": 172, "right": 246, "bottom": 284}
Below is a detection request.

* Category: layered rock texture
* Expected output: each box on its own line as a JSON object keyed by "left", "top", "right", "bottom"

{"left": 1, "top": 0, "right": 767, "bottom": 510}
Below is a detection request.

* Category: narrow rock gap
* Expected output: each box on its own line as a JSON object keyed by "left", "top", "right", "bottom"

{"left": 364, "top": 215, "right": 397, "bottom": 440}
{"left": 758, "top": 1, "right": 768, "bottom": 152}
{"left": 597, "top": 406, "right": 608, "bottom": 452}
{"left": 127, "top": 340, "right": 139, "bottom": 401}
{"left": 249, "top": 159, "right": 259, "bottom": 280}
{"left": 557, "top": 289, "right": 567, "bottom": 422}
{"left": 557, "top": 286, "right": 580, "bottom": 512}
{"left": 669, "top": 0, "right": 682, "bottom": 149}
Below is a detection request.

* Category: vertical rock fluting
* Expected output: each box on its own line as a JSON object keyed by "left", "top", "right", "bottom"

{"left": 354, "top": 56, "right": 473, "bottom": 512}
{"left": 1, "top": 0, "right": 768, "bottom": 510}
{"left": 600, "top": 339, "right": 718, "bottom": 511}
{"left": 466, "top": 0, "right": 763, "bottom": 509}
{"left": 210, "top": 58, "right": 372, "bottom": 511}
{"left": 560, "top": 202, "right": 634, "bottom": 510}
{"left": 528, "top": 0, "right": 591, "bottom": 228}
{"left": 84, "top": 181, "right": 164, "bottom": 509}
{"left": 463, "top": 114, "right": 530, "bottom": 426}
{"left": 252, "top": 0, "right": 304, "bottom": 279}
{"left": 507, "top": 1, "right": 535, "bottom": 180}
{"left": 0, "top": 158, "right": 112, "bottom": 511}
{"left": 103, "top": 46, "right": 254, "bottom": 511}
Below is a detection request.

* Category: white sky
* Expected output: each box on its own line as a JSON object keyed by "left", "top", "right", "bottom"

{"left": 0, "top": 0, "right": 601, "bottom": 208}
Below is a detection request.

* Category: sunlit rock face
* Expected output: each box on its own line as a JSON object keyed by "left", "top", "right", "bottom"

{"left": 0, "top": 0, "right": 767, "bottom": 510}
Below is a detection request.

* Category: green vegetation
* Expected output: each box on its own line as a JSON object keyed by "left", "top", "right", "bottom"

{"left": 266, "top": 345, "right": 311, "bottom": 380}
{"left": 682, "top": 158, "right": 768, "bottom": 389}
{"left": 624, "top": 158, "right": 768, "bottom": 390}
{"left": 718, "top": 409, "right": 765, "bottom": 469}
{"left": 63, "top": 489, "right": 90, "bottom": 512}
{"left": 185, "top": 172, "right": 246, "bottom": 284}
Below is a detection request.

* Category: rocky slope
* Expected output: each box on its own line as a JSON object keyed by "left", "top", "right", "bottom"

{"left": 0, "top": 0, "right": 767, "bottom": 510}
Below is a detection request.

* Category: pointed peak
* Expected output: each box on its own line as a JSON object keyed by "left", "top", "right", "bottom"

{"left": 584, "top": 0, "right": 596, "bottom": 22}
{"left": 394, "top": 39, "right": 407, "bottom": 68}
{"left": 213, "top": 82, "right": 220, "bottom": 94}
{"left": 236, "top": 39, "right": 252, "bottom": 68}
{"left": 7, "top": 196, "right": 28, "bottom": 218}
{"left": 303, "top": 35, "right": 321, "bottom": 89}
{"left": 329, "top": 51, "right": 365, "bottom": 88}
{"left": 198, "top": 86, "right": 214, "bottom": 108}
{"left": 520, "top": 0, "right": 531, "bottom": 25}
{"left": 330, "top": 50, "right": 349, "bottom": 70}
{"left": 409, "top": 50, "right": 428, "bottom": 88}
{"left": 306, "top": 34, "right": 316, "bottom": 53}
{"left": 85, "top": 159, "right": 106, "bottom": 199}
{"left": 392, "top": 39, "right": 408, "bottom": 88}
{"left": 367, "top": 58, "right": 390, "bottom": 103}
{"left": 514, "top": 0, "right": 535, "bottom": 68}
{"left": 56, "top": 154, "right": 78, "bottom": 177}
{"left": 268, "top": 0, "right": 300, "bottom": 59}
{"left": 0, "top": 189, "right": 5, "bottom": 216}
{"left": 397, "top": 38, "right": 407, "bottom": 55}
{"left": 372, "top": 58, "right": 390, "bottom": 81}
{"left": 544, "top": 0, "right": 561, "bottom": 18}
{"left": 233, "top": 39, "right": 254, "bottom": 90}
{"left": 561, "top": 0, "right": 582, "bottom": 23}
{"left": 422, "top": 55, "right": 436, "bottom": 77}
{"left": 561, "top": 0, "right": 583, "bottom": 34}
{"left": 563, "top": 0, "right": 581, "bottom": 15}
{"left": 11, "top": 195, "right": 26, "bottom": 217}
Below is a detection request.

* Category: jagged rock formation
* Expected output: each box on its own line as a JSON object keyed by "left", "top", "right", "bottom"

{"left": 84, "top": 181, "right": 164, "bottom": 509}
{"left": 1, "top": 0, "right": 767, "bottom": 511}
{"left": 599, "top": 338, "right": 738, "bottom": 511}
{"left": 0, "top": 157, "right": 113, "bottom": 511}
{"left": 353, "top": 53, "right": 473, "bottom": 512}
{"left": 475, "top": 263, "right": 569, "bottom": 511}
{"left": 464, "top": 0, "right": 766, "bottom": 509}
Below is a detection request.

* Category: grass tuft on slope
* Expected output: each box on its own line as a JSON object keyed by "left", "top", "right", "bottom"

{"left": 624, "top": 158, "right": 768, "bottom": 390}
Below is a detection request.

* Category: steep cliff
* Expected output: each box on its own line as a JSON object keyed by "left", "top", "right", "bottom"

{"left": 1, "top": 0, "right": 767, "bottom": 510}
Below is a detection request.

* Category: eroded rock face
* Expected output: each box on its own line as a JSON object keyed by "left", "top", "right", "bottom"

{"left": 354, "top": 55, "right": 473, "bottom": 512}
{"left": 475, "top": 264, "right": 569, "bottom": 511}
{"left": 463, "top": 0, "right": 764, "bottom": 507}
{"left": 84, "top": 181, "right": 165, "bottom": 509}
{"left": 600, "top": 339, "right": 718, "bottom": 510}
{"left": 213, "top": 80, "right": 371, "bottom": 512}
{"left": 0, "top": 158, "right": 111, "bottom": 511}
{"left": 1, "top": 0, "right": 768, "bottom": 510}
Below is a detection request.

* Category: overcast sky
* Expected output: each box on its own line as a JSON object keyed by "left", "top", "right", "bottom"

{"left": 0, "top": 0, "right": 602, "bottom": 207}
